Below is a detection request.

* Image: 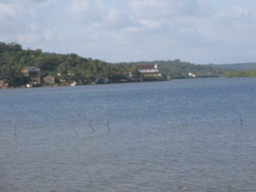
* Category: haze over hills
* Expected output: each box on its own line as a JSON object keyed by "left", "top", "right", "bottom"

{"left": 112, "top": 60, "right": 256, "bottom": 79}
{"left": 209, "top": 63, "right": 256, "bottom": 71}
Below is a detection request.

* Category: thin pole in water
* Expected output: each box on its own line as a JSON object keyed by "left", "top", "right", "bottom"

{"left": 104, "top": 101, "right": 110, "bottom": 133}
{"left": 236, "top": 95, "right": 243, "bottom": 127}
{"left": 88, "top": 123, "right": 95, "bottom": 132}
{"left": 180, "top": 116, "right": 184, "bottom": 129}
{"left": 12, "top": 120, "right": 17, "bottom": 138}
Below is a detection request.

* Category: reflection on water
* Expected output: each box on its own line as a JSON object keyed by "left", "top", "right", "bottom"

{"left": 1, "top": 78, "right": 256, "bottom": 191}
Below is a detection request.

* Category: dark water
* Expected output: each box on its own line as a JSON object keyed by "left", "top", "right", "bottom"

{"left": 0, "top": 78, "right": 256, "bottom": 191}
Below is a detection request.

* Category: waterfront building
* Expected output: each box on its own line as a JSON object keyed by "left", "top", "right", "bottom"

{"left": 134, "top": 64, "right": 162, "bottom": 77}
{"left": 21, "top": 66, "right": 40, "bottom": 85}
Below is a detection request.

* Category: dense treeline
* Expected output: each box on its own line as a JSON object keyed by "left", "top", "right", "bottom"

{"left": 0, "top": 42, "right": 127, "bottom": 86}
{"left": 210, "top": 63, "right": 256, "bottom": 71}
{"left": 2, "top": 41, "right": 253, "bottom": 87}
{"left": 113, "top": 60, "right": 225, "bottom": 79}
{"left": 224, "top": 71, "right": 256, "bottom": 77}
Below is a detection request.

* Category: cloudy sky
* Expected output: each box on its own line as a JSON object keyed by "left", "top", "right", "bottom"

{"left": 1, "top": 0, "right": 256, "bottom": 64}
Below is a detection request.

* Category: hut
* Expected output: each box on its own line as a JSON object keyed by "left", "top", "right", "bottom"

{"left": 21, "top": 66, "right": 40, "bottom": 85}
{"left": 0, "top": 80, "right": 4, "bottom": 88}
{"left": 43, "top": 75, "right": 55, "bottom": 85}
{"left": 0, "top": 80, "right": 8, "bottom": 88}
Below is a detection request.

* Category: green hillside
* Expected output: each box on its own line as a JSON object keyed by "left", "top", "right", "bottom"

{"left": 0, "top": 42, "right": 127, "bottom": 87}
{"left": 1, "top": 41, "right": 255, "bottom": 87}
{"left": 209, "top": 63, "right": 256, "bottom": 71}
{"left": 112, "top": 60, "right": 225, "bottom": 79}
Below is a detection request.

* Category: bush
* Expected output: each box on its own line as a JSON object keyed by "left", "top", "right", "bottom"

{"left": 142, "top": 75, "right": 164, "bottom": 81}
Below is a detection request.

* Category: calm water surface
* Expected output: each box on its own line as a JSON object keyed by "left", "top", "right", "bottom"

{"left": 0, "top": 78, "right": 256, "bottom": 191}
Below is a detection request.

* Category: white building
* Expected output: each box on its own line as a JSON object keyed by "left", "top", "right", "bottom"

{"left": 135, "top": 64, "right": 162, "bottom": 76}
{"left": 188, "top": 72, "right": 196, "bottom": 78}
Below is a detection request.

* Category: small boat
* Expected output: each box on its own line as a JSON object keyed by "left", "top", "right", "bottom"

{"left": 70, "top": 81, "right": 77, "bottom": 86}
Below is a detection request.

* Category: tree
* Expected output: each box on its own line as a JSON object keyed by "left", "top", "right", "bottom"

{"left": 8, "top": 42, "right": 22, "bottom": 52}
{"left": 130, "top": 67, "right": 141, "bottom": 79}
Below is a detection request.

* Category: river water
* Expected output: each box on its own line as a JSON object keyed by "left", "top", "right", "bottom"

{"left": 0, "top": 78, "right": 256, "bottom": 191}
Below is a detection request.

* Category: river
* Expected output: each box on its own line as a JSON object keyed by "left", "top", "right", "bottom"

{"left": 0, "top": 77, "right": 256, "bottom": 191}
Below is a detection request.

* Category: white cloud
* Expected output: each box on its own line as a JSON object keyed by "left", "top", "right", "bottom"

{"left": 95, "top": 0, "right": 105, "bottom": 10}
{"left": 0, "top": 34, "right": 9, "bottom": 42}
{"left": 44, "top": 29, "right": 53, "bottom": 41}
{"left": 0, "top": 3, "right": 15, "bottom": 16}
{"left": 125, "top": 0, "right": 207, "bottom": 41}
{"left": 0, "top": 1, "right": 56, "bottom": 49}
{"left": 130, "top": 0, "right": 202, "bottom": 20}
{"left": 1, "top": 0, "right": 256, "bottom": 64}
{"left": 67, "top": 0, "right": 106, "bottom": 23}
{"left": 233, "top": 7, "right": 250, "bottom": 16}
{"left": 216, "top": 6, "right": 250, "bottom": 18}
{"left": 17, "top": 33, "right": 37, "bottom": 43}
{"left": 70, "top": 0, "right": 89, "bottom": 15}
{"left": 106, "top": 7, "right": 118, "bottom": 20}
{"left": 139, "top": 20, "right": 160, "bottom": 29}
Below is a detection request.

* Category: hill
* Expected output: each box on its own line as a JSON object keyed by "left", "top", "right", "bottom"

{"left": 1, "top": 41, "right": 255, "bottom": 87}
{"left": 209, "top": 63, "right": 256, "bottom": 71}
{"left": 0, "top": 42, "right": 126, "bottom": 87}
{"left": 112, "top": 60, "right": 225, "bottom": 79}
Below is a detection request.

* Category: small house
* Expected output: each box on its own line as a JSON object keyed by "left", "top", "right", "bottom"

{"left": 0, "top": 80, "right": 4, "bottom": 88}
{"left": 0, "top": 79, "right": 9, "bottom": 89}
{"left": 0, "top": 80, "right": 8, "bottom": 88}
{"left": 43, "top": 75, "right": 55, "bottom": 85}
{"left": 21, "top": 66, "right": 40, "bottom": 85}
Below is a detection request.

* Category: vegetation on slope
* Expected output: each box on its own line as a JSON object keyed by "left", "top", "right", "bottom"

{"left": 113, "top": 60, "right": 225, "bottom": 79}
{"left": 0, "top": 42, "right": 127, "bottom": 86}
{"left": 1, "top": 41, "right": 255, "bottom": 87}
{"left": 223, "top": 71, "right": 256, "bottom": 77}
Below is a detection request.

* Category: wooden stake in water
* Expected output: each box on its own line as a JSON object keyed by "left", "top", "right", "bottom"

{"left": 74, "top": 120, "right": 78, "bottom": 135}
{"left": 180, "top": 116, "right": 184, "bottom": 129}
{"left": 88, "top": 123, "right": 95, "bottom": 132}
{"left": 104, "top": 101, "right": 110, "bottom": 133}
{"left": 12, "top": 120, "right": 17, "bottom": 138}
{"left": 236, "top": 95, "right": 243, "bottom": 127}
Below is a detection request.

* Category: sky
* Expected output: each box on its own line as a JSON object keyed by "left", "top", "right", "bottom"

{"left": 1, "top": 0, "right": 256, "bottom": 64}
